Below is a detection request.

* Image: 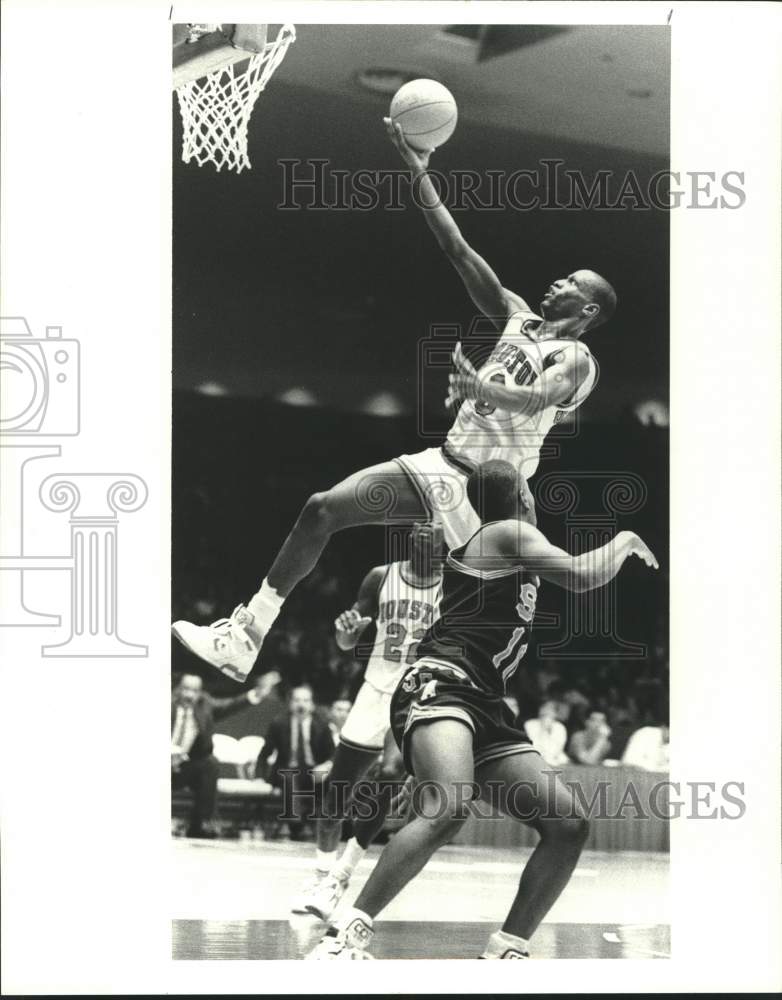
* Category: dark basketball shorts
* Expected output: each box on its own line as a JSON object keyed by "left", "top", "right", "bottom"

{"left": 389, "top": 656, "right": 540, "bottom": 775}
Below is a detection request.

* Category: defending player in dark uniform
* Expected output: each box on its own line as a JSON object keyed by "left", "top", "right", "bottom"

{"left": 308, "top": 459, "right": 658, "bottom": 960}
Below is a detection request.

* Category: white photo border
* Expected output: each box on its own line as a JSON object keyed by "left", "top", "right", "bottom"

{"left": 0, "top": 0, "right": 779, "bottom": 994}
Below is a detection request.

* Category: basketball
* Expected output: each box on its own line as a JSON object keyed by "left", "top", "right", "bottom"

{"left": 390, "top": 79, "right": 458, "bottom": 151}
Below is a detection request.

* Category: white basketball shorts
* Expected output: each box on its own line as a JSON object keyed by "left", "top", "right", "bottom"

{"left": 339, "top": 679, "right": 393, "bottom": 753}
{"left": 393, "top": 446, "right": 480, "bottom": 550}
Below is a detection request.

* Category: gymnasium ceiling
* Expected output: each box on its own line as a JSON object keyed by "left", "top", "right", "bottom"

{"left": 273, "top": 24, "right": 669, "bottom": 158}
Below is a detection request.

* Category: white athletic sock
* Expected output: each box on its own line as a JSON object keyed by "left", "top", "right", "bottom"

{"left": 315, "top": 848, "right": 338, "bottom": 875}
{"left": 481, "top": 929, "right": 530, "bottom": 959}
{"left": 331, "top": 837, "right": 366, "bottom": 882}
{"left": 247, "top": 579, "right": 284, "bottom": 633}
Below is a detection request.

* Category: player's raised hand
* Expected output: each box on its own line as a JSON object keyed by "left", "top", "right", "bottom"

{"left": 383, "top": 117, "right": 433, "bottom": 171}
{"left": 445, "top": 343, "right": 481, "bottom": 409}
{"left": 626, "top": 533, "right": 659, "bottom": 570}
{"left": 335, "top": 609, "right": 372, "bottom": 635}
{"left": 452, "top": 342, "right": 479, "bottom": 378}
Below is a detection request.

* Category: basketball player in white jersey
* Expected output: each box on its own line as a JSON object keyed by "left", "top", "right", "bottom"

{"left": 172, "top": 120, "right": 617, "bottom": 682}
{"left": 290, "top": 521, "right": 443, "bottom": 922}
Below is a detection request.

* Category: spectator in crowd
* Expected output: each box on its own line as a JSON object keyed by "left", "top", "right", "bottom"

{"left": 622, "top": 720, "right": 670, "bottom": 772}
{"left": 328, "top": 698, "right": 353, "bottom": 746}
{"left": 257, "top": 684, "right": 336, "bottom": 839}
{"left": 562, "top": 686, "right": 591, "bottom": 735}
{"left": 523, "top": 701, "right": 569, "bottom": 767}
{"left": 568, "top": 711, "right": 613, "bottom": 765}
{"left": 171, "top": 671, "right": 278, "bottom": 837}
{"left": 542, "top": 682, "right": 571, "bottom": 725}
{"left": 604, "top": 701, "right": 640, "bottom": 760}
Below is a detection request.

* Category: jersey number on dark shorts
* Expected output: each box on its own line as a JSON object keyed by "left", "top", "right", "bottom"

{"left": 383, "top": 623, "right": 427, "bottom": 665}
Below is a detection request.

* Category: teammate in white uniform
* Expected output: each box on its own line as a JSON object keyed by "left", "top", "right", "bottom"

{"left": 290, "top": 521, "right": 443, "bottom": 922}
{"left": 172, "top": 121, "right": 617, "bottom": 682}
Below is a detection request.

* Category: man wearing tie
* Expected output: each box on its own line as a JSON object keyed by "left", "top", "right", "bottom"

{"left": 171, "top": 671, "right": 278, "bottom": 837}
{"left": 257, "top": 684, "right": 336, "bottom": 839}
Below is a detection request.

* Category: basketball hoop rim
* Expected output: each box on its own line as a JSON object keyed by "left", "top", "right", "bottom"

{"left": 174, "top": 24, "right": 296, "bottom": 173}
{"left": 172, "top": 23, "right": 296, "bottom": 93}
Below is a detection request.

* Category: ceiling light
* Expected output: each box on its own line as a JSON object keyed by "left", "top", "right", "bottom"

{"left": 277, "top": 387, "right": 318, "bottom": 407}
{"left": 354, "top": 68, "right": 438, "bottom": 96}
{"left": 196, "top": 381, "right": 227, "bottom": 396}
{"left": 363, "top": 391, "right": 405, "bottom": 416}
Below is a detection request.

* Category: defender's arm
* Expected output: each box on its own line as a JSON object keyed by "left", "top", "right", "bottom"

{"left": 495, "top": 521, "right": 658, "bottom": 593}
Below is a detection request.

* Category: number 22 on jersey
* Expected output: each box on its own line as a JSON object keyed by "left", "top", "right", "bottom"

{"left": 383, "top": 622, "right": 427, "bottom": 665}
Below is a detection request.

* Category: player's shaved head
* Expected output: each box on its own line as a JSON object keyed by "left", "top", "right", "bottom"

{"left": 467, "top": 460, "right": 533, "bottom": 523}
{"left": 540, "top": 269, "right": 617, "bottom": 330}
{"left": 580, "top": 270, "right": 617, "bottom": 329}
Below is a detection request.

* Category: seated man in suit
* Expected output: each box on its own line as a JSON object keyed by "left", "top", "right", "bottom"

{"left": 171, "top": 670, "right": 278, "bottom": 837}
{"left": 257, "top": 684, "right": 336, "bottom": 840}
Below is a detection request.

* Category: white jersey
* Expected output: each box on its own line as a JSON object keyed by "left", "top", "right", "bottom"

{"left": 364, "top": 561, "right": 442, "bottom": 695}
{"left": 445, "top": 310, "right": 598, "bottom": 479}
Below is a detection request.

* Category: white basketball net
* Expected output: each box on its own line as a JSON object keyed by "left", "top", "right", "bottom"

{"left": 177, "top": 24, "right": 296, "bottom": 173}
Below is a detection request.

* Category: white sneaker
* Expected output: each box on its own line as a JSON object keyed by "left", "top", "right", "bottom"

{"left": 306, "top": 916, "right": 375, "bottom": 961}
{"left": 172, "top": 604, "right": 262, "bottom": 682}
{"left": 305, "top": 933, "right": 373, "bottom": 960}
{"left": 300, "top": 874, "right": 349, "bottom": 922}
{"left": 290, "top": 871, "right": 330, "bottom": 915}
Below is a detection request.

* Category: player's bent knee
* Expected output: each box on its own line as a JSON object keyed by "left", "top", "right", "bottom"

{"left": 423, "top": 809, "right": 469, "bottom": 844}
{"left": 536, "top": 811, "right": 589, "bottom": 847}
{"left": 414, "top": 784, "right": 472, "bottom": 840}
{"left": 299, "top": 490, "right": 334, "bottom": 534}
{"left": 300, "top": 486, "right": 359, "bottom": 535}
{"left": 548, "top": 815, "right": 590, "bottom": 846}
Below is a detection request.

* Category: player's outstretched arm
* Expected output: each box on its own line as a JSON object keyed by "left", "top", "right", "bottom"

{"left": 495, "top": 521, "right": 658, "bottom": 592}
{"left": 384, "top": 118, "right": 529, "bottom": 322}
{"left": 334, "top": 565, "right": 385, "bottom": 651}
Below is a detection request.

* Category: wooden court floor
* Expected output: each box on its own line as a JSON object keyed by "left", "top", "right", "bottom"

{"left": 172, "top": 838, "right": 669, "bottom": 961}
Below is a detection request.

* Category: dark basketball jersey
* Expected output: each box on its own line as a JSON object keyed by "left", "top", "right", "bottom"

{"left": 415, "top": 528, "right": 539, "bottom": 694}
